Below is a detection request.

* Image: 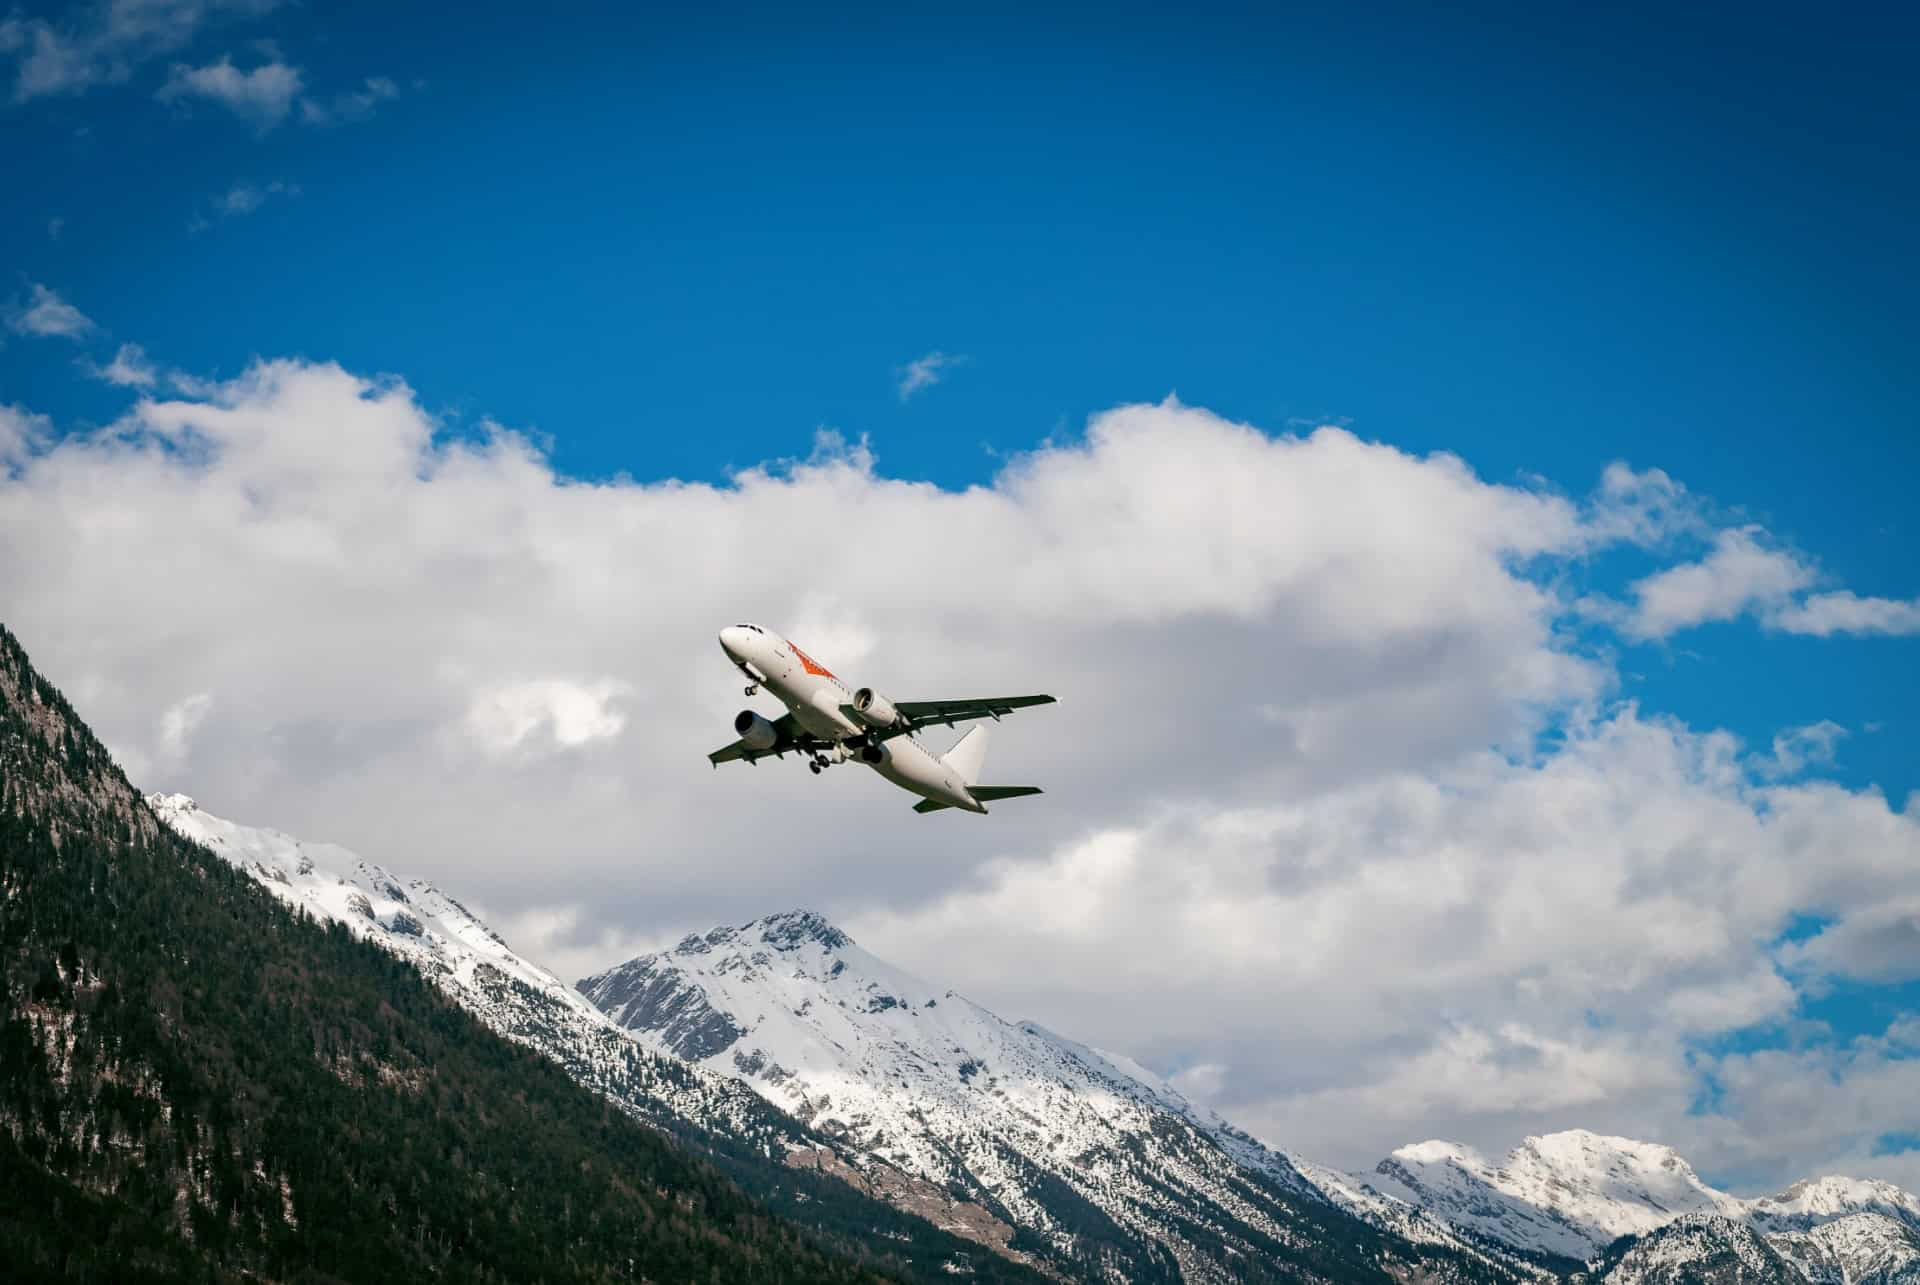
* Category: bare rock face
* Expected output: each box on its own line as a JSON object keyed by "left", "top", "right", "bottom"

{"left": 783, "top": 1147, "right": 1046, "bottom": 1275}
{"left": 576, "top": 955, "right": 746, "bottom": 1061}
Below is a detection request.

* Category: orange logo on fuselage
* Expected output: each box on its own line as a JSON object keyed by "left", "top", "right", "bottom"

{"left": 789, "top": 642, "right": 836, "bottom": 679}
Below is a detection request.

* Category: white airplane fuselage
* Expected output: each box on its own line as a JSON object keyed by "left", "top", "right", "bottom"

{"left": 718, "top": 624, "right": 987, "bottom": 812}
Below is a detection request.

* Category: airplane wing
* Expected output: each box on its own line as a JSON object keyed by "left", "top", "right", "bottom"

{"left": 841, "top": 695, "right": 1056, "bottom": 742}
{"left": 707, "top": 712, "right": 829, "bottom": 766}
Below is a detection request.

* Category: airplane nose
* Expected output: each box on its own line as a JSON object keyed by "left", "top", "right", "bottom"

{"left": 718, "top": 626, "right": 747, "bottom": 660}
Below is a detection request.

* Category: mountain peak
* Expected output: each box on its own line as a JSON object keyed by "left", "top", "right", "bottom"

{"left": 580, "top": 902, "right": 1427, "bottom": 1281}
{"left": 1391, "top": 1138, "right": 1491, "bottom": 1167}
{"left": 1516, "top": 1129, "right": 1698, "bottom": 1175}
{"left": 1367, "top": 1128, "right": 1745, "bottom": 1261}
{"left": 1751, "top": 1174, "right": 1920, "bottom": 1230}
{"left": 756, "top": 908, "right": 852, "bottom": 951}
{"left": 673, "top": 909, "right": 852, "bottom": 957}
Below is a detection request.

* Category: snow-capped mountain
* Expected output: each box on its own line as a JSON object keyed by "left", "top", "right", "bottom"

{"left": 1310, "top": 1133, "right": 1920, "bottom": 1285}
{"left": 1594, "top": 1209, "right": 1920, "bottom": 1285}
{"left": 1750, "top": 1180, "right": 1920, "bottom": 1235}
{"left": 576, "top": 909, "right": 1524, "bottom": 1284}
{"left": 1767, "top": 1214, "right": 1920, "bottom": 1285}
{"left": 1594, "top": 1214, "right": 1800, "bottom": 1285}
{"left": 1353, "top": 1131, "right": 1747, "bottom": 1262}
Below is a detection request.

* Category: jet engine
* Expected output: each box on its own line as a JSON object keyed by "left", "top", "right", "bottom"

{"left": 734, "top": 709, "right": 779, "bottom": 751}
{"left": 852, "top": 687, "right": 904, "bottom": 729}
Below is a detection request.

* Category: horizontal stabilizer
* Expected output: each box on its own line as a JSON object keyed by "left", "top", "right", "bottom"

{"left": 968, "top": 785, "right": 1043, "bottom": 802}
{"left": 913, "top": 799, "right": 952, "bottom": 814}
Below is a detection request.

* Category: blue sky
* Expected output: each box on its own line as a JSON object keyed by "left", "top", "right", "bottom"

{"left": 3, "top": 0, "right": 1917, "bottom": 1184}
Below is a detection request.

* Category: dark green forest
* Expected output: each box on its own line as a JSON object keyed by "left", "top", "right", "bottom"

{"left": 0, "top": 623, "right": 1042, "bottom": 1284}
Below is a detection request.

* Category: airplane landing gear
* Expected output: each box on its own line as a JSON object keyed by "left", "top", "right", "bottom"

{"left": 744, "top": 684, "right": 758, "bottom": 696}
{"left": 808, "top": 760, "right": 822, "bottom": 775}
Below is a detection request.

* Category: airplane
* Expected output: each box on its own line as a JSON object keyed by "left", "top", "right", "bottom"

{"left": 708, "top": 623, "right": 1055, "bottom": 814}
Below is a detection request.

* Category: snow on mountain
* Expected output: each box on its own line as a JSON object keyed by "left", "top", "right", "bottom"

{"left": 577, "top": 909, "right": 1526, "bottom": 1284}
{"left": 1354, "top": 1130, "right": 1746, "bottom": 1262}
{"left": 1768, "top": 1214, "right": 1920, "bottom": 1285}
{"left": 147, "top": 793, "right": 790, "bottom": 1147}
{"left": 1308, "top": 1133, "right": 1920, "bottom": 1285}
{"left": 1595, "top": 1214, "right": 1799, "bottom": 1285}
{"left": 1750, "top": 1180, "right": 1920, "bottom": 1235}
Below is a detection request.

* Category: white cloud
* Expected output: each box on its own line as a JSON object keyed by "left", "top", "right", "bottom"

{"left": 189, "top": 178, "right": 299, "bottom": 230}
{"left": 1781, "top": 899, "right": 1920, "bottom": 985}
{"left": 0, "top": 359, "right": 1912, "bottom": 1192}
{"left": 215, "top": 178, "right": 294, "bottom": 215}
{"left": 1584, "top": 462, "right": 1708, "bottom": 546}
{"left": 1168, "top": 1062, "right": 1229, "bottom": 1104}
{"left": 464, "top": 678, "right": 631, "bottom": 755}
{"left": 6, "top": 283, "right": 96, "bottom": 339}
{"left": 298, "top": 74, "right": 397, "bottom": 126}
{"left": 1682, "top": 1030, "right": 1920, "bottom": 1191}
{"left": 0, "top": 404, "right": 51, "bottom": 469}
{"left": 88, "top": 342, "right": 159, "bottom": 387}
{"left": 480, "top": 902, "right": 673, "bottom": 993}
{"left": 1769, "top": 590, "right": 1920, "bottom": 638}
{"left": 1624, "top": 526, "right": 1815, "bottom": 639}
{"left": 156, "top": 56, "right": 302, "bottom": 131}
{"left": 1761, "top": 719, "right": 1847, "bottom": 778}
{"left": 0, "top": 0, "right": 280, "bottom": 102}
{"left": 1607, "top": 519, "right": 1919, "bottom": 642}
{"left": 895, "top": 350, "right": 965, "bottom": 401}
{"left": 158, "top": 691, "right": 212, "bottom": 761}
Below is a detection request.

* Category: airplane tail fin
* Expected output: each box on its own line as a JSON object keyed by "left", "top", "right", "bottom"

{"left": 940, "top": 725, "right": 991, "bottom": 787}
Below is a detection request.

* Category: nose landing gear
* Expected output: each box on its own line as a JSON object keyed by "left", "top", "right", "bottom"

{"left": 744, "top": 684, "right": 758, "bottom": 696}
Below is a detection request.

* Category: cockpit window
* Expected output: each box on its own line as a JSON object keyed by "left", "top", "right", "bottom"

{"left": 732, "top": 623, "right": 763, "bottom": 633}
